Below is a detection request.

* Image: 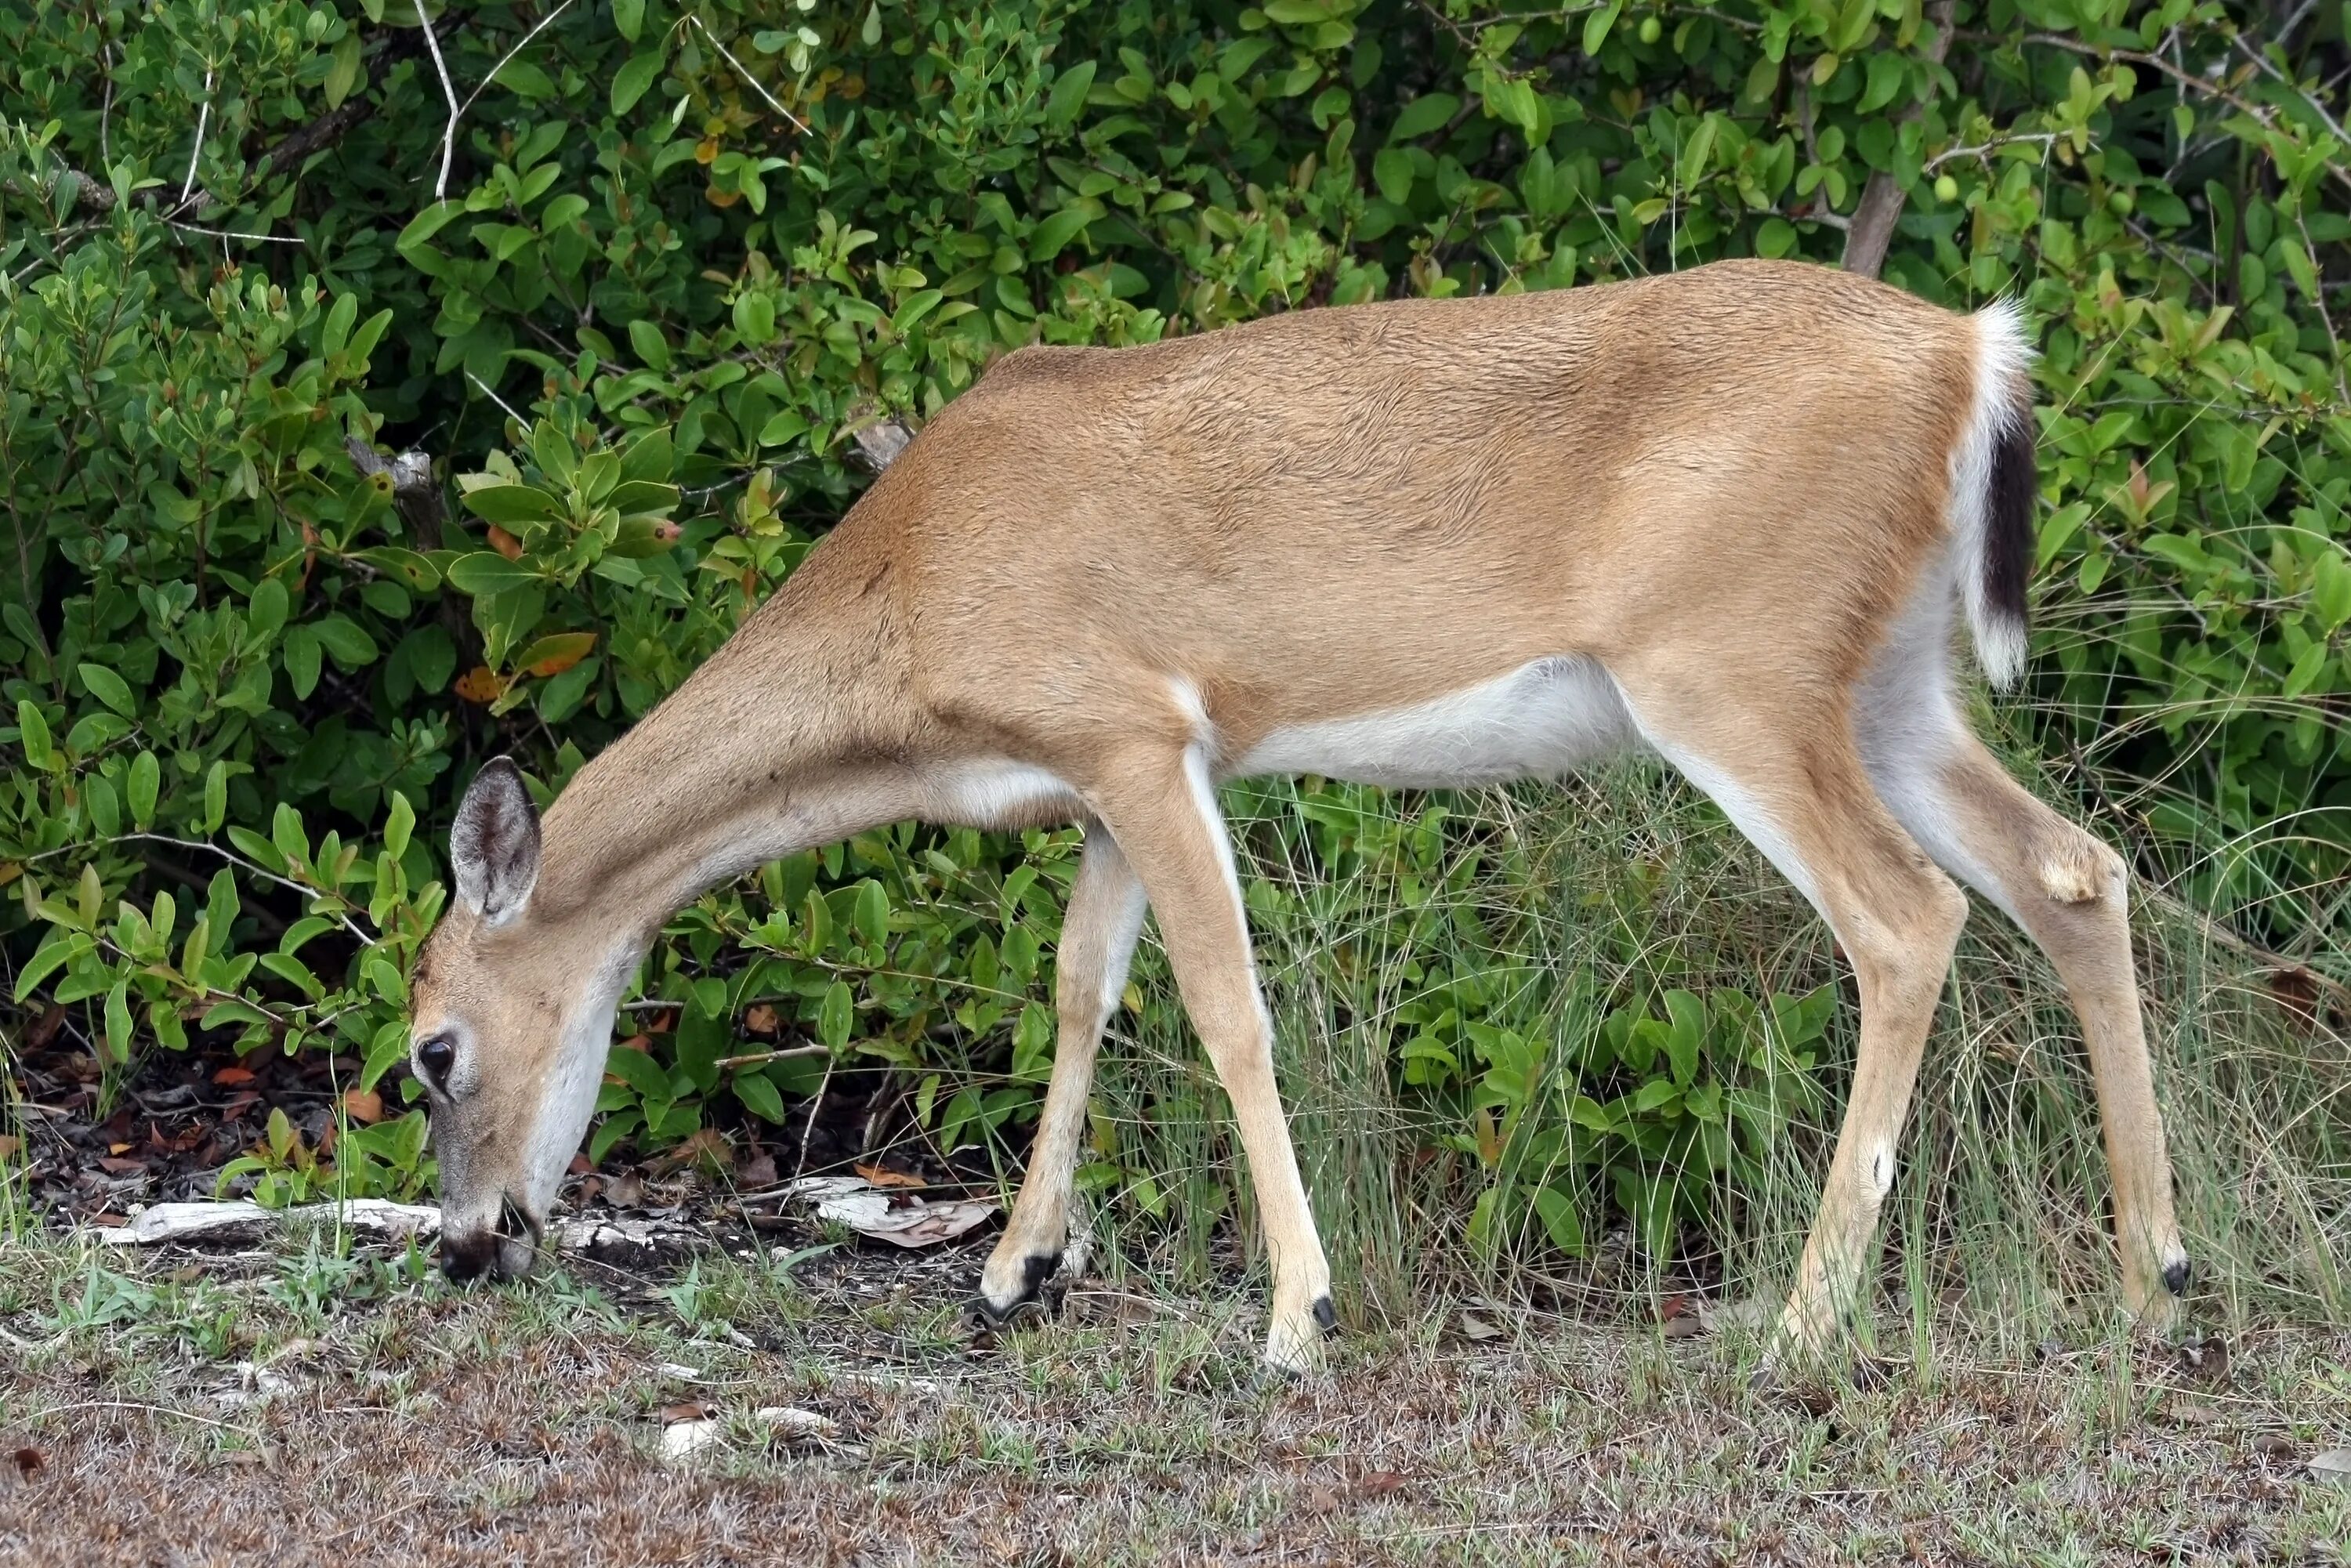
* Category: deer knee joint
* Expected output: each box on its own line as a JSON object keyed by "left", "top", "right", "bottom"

{"left": 2039, "top": 835, "right": 2125, "bottom": 907}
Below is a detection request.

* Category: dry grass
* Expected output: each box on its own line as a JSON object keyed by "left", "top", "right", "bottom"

{"left": 3, "top": 1228, "right": 2349, "bottom": 1566}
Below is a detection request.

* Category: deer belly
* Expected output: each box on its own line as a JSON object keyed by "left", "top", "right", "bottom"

{"left": 1235, "top": 655, "right": 1632, "bottom": 789}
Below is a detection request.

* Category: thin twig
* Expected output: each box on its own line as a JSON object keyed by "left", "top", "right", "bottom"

{"left": 452, "top": 0, "right": 583, "bottom": 126}
{"left": 712, "top": 1043, "right": 831, "bottom": 1072}
{"left": 422, "top": 12, "right": 462, "bottom": 199}
{"left": 465, "top": 369, "right": 527, "bottom": 429}
{"left": 2231, "top": 31, "right": 2351, "bottom": 152}
{"left": 792, "top": 1053, "right": 835, "bottom": 1184}
{"left": 181, "top": 69, "right": 215, "bottom": 205}
{"left": 168, "top": 219, "right": 305, "bottom": 246}
{"left": 689, "top": 15, "right": 809, "bottom": 132}
{"left": 23, "top": 833, "right": 372, "bottom": 944}
{"left": 1922, "top": 132, "right": 2061, "bottom": 175}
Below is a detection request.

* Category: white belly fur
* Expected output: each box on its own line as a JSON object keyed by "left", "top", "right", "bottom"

{"left": 1236, "top": 654, "right": 1634, "bottom": 788}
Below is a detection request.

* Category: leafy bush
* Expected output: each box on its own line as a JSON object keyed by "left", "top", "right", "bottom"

{"left": 4, "top": 0, "right": 2346, "bottom": 1263}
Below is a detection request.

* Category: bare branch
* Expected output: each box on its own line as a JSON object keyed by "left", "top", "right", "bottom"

{"left": 1843, "top": 0, "right": 1958, "bottom": 280}
{"left": 422, "top": 9, "right": 462, "bottom": 199}
{"left": 690, "top": 15, "right": 810, "bottom": 132}
{"left": 346, "top": 436, "right": 447, "bottom": 548}
{"left": 850, "top": 415, "right": 915, "bottom": 471}
{"left": 457, "top": 0, "right": 581, "bottom": 124}
{"left": 181, "top": 68, "right": 215, "bottom": 205}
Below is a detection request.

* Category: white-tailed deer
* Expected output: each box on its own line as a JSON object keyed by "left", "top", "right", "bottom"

{"left": 409, "top": 259, "right": 2187, "bottom": 1373}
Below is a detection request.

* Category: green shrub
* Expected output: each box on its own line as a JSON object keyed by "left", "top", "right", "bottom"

{"left": 3, "top": 0, "right": 2345, "bottom": 1268}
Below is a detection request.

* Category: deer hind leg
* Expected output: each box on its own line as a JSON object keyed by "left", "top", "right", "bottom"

{"left": 976, "top": 824, "right": 1147, "bottom": 1323}
{"left": 1625, "top": 679, "right": 1969, "bottom": 1363}
{"left": 1085, "top": 745, "right": 1335, "bottom": 1374}
{"left": 1861, "top": 690, "right": 2189, "bottom": 1331}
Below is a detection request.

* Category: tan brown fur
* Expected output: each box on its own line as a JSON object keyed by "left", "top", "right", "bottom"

{"left": 410, "top": 259, "right": 2186, "bottom": 1370}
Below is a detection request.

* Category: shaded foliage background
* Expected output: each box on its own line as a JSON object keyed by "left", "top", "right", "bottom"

{"left": 3, "top": 0, "right": 2348, "bottom": 1281}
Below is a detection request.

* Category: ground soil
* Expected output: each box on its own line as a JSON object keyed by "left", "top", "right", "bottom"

{"left": 3, "top": 1208, "right": 2349, "bottom": 1567}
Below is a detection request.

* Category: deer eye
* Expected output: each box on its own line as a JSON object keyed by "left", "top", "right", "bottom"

{"left": 415, "top": 1035, "right": 457, "bottom": 1088}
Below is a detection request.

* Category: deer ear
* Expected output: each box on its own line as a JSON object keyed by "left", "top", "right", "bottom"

{"left": 451, "top": 758, "right": 541, "bottom": 924}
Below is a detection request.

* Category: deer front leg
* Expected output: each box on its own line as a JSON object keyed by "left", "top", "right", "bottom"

{"left": 976, "top": 825, "right": 1146, "bottom": 1323}
{"left": 1089, "top": 748, "right": 1335, "bottom": 1375}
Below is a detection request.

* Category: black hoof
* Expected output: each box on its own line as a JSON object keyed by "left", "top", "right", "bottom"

{"left": 1311, "top": 1295, "right": 1337, "bottom": 1335}
{"left": 2162, "top": 1258, "right": 2190, "bottom": 1297}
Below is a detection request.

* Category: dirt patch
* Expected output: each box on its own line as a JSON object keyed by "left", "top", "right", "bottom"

{"left": 3, "top": 1226, "right": 2347, "bottom": 1566}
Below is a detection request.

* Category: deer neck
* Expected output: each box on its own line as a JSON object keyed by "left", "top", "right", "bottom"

{"left": 523, "top": 585, "right": 922, "bottom": 940}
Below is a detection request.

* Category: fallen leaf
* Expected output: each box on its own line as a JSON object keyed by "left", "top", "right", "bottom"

{"left": 342, "top": 1088, "right": 383, "bottom": 1124}
{"left": 743, "top": 1004, "right": 779, "bottom": 1035}
{"left": 1456, "top": 1310, "right": 1503, "bottom": 1342}
{"left": 12, "top": 1447, "right": 43, "bottom": 1479}
{"left": 814, "top": 1187, "right": 996, "bottom": 1249}
{"left": 454, "top": 665, "right": 508, "bottom": 704}
{"left": 1661, "top": 1313, "right": 1707, "bottom": 1339}
{"left": 657, "top": 1400, "right": 712, "bottom": 1425}
{"left": 853, "top": 1161, "right": 926, "bottom": 1190}
{"left": 486, "top": 524, "right": 524, "bottom": 560}
{"left": 660, "top": 1418, "right": 723, "bottom": 1463}
{"left": 1354, "top": 1469, "right": 1407, "bottom": 1497}
{"left": 96, "top": 1157, "right": 148, "bottom": 1175}
{"left": 603, "top": 1171, "right": 647, "bottom": 1208}
{"left": 520, "top": 631, "right": 596, "bottom": 678}
{"left": 0, "top": 1136, "right": 19, "bottom": 1159}
{"left": 212, "top": 1066, "right": 255, "bottom": 1086}
{"left": 86, "top": 1213, "right": 126, "bottom": 1228}
{"left": 1302, "top": 1485, "right": 1339, "bottom": 1514}
{"left": 107, "top": 1142, "right": 132, "bottom": 1155}
{"left": 568, "top": 1153, "right": 594, "bottom": 1176}
{"left": 738, "top": 1152, "right": 778, "bottom": 1188}
{"left": 755, "top": 1407, "right": 836, "bottom": 1442}
{"left": 2312, "top": 1448, "right": 2351, "bottom": 1483}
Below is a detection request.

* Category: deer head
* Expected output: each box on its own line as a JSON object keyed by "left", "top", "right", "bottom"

{"left": 407, "top": 759, "right": 629, "bottom": 1280}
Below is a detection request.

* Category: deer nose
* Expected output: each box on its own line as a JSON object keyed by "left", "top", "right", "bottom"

{"left": 439, "top": 1227, "right": 498, "bottom": 1282}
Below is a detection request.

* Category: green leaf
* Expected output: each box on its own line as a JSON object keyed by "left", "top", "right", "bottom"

{"left": 614, "top": 0, "right": 645, "bottom": 41}
{"left": 355, "top": 546, "right": 442, "bottom": 590}
{"left": 628, "top": 318, "right": 672, "bottom": 372}
{"left": 818, "top": 979, "right": 853, "bottom": 1049}
{"left": 104, "top": 979, "right": 133, "bottom": 1063}
{"left": 246, "top": 577, "right": 290, "bottom": 646}
{"left": 283, "top": 625, "right": 323, "bottom": 700}
{"left": 323, "top": 292, "right": 359, "bottom": 358}
{"left": 1389, "top": 93, "right": 1458, "bottom": 141}
{"left": 604, "top": 1040, "right": 671, "bottom": 1099}
{"left": 1531, "top": 1184, "right": 1585, "bottom": 1256}
{"left": 396, "top": 200, "right": 464, "bottom": 252}
{"left": 2313, "top": 548, "right": 2351, "bottom": 632}
{"left": 446, "top": 551, "right": 542, "bottom": 596}
{"left": 1045, "top": 60, "right": 1096, "bottom": 129}
{"left": 460, "top": 484, "right": 563, "bottom": 526}
{"left": 1583, "top": 0, "right": 1624, "bottom": 57}
{"left": 126, "top": 749, "right": 159, "bottom": 829}
{"left": 618, "top": 426, "right": 675, "bottom": 483}
{"left": 734, "top": 1070, "right": 787, "bottom": 1123}
{"left": 311, "top": 614, "right": 379, "bottom": 666}
{"left": 2282, "top": 640, "right": 2331, "bottom": 699}
{"left": 85, "top": 773, "right": 120, "bottom": 838}
{"left": 607, "top": 49, "right": 663, "bottom": 113}
{"left": 1663, "top": 989, "right": 1704, "bottom": 1087}
{"left": 853, "top": 878, "right": 889, "bottom": 946}
{"left": 78, "top": 663, "right": 135, "bottom": 717}
{"left": 1028, "top": 204, "right": 1095, "bottom": 263}
{"left": 17, "top": 701, "right": 53, "bottom": 770}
